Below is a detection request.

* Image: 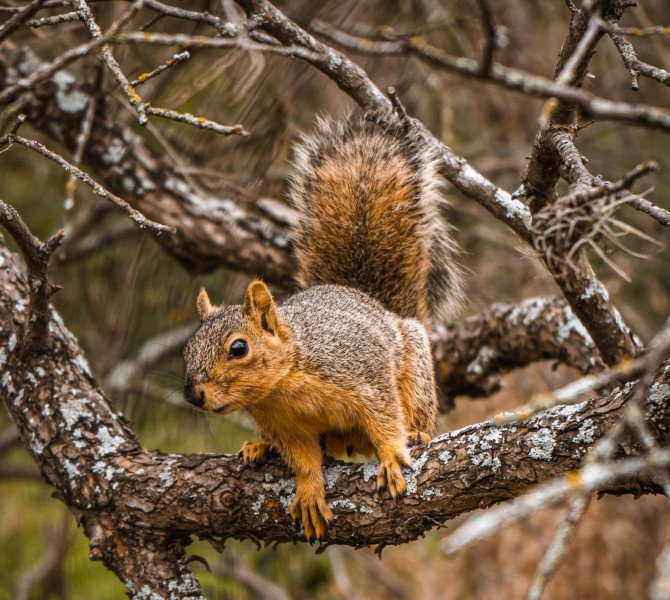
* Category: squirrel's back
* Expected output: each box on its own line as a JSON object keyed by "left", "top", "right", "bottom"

{"left": 288, "top": 115, "right": 465, "bottom": 324}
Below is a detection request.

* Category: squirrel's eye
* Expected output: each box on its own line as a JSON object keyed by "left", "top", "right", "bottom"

{"left": 228, "top": 339, "right": 249, "bottom": 359}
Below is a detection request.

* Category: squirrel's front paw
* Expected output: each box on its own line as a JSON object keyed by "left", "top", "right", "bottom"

{"left": 290, "top": 490, "right": 333, "bottom": 541}
{"left": 376, "top": 456, "right": 408, "bottom": 498}
{"left": 238, "top": 441, "right": 277, "bottom": 467}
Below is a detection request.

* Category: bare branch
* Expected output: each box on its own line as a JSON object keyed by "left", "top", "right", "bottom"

{"left": 73, "top": 0, "right": 148, "bottom": 124}
{"left": 442, "top": 448, "right": 670, "bottom": 556}
{"left": 609, "top": 31, "right": 670, "bottom": 90}
{"left": 1, "top": 128, "right": 174, "bottom": 235}
{"left": 0, "top": 0, "right": 47, "bottom": 44}
{"left": 525, "top": 494, "right": 591, "bottom": 600}
{"left": 129, "top": 50, "right": 191, "bottom": 88}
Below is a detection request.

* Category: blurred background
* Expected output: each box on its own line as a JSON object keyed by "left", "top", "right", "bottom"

{"left": 1, "top": 0, "right": 669, "bottom": 598}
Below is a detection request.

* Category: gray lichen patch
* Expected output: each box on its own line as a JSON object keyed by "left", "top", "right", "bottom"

{"left": 60, "top": 394, "right": 93, "bottom": 429}
{"left": 324, "top": 464, "right": 349, "bottom": 490}
{"left": 166, "top": 574, "right": 202, "bottom": 600}
{"left": 420, "top": 486, "right": 443, "bottom": 501}
{"left": 328, "top": 498, "right": 357, "bottom": 515}
{"left": 557, "top": 305, "right": 595, "bottom": 353}
{"left": 494, "top": 188, "right": 532, "bottom": 229}
{"left": 52, "top": 71, "right": 89, "bottom": 114}
{"left": 360, "top": 460, "right": 380, "bottom": 484}
{"left": 573, "top": 418, "right": 596, "bottom": 445}
{"left": 404, "top": 451, "right": 430, "bottom": 494}
{"left": 439, "top": 450, "right": 452, "bottom": 464}
{"left": 2, "top": 372, "right": 15, "bottom": 395}
{"left": 250, "top": 493, "right": 266, "bottom": 515}
{"left": 528, "top": 428, "right": 556, "bottom": 461}
{"left": 102, "top": 137, "right": 127, "bottom": 166}
{"left": 96, "top": 426, "right": 126, "bottom": 456}
{"left": 648, "top": 382, "right": 670, "bottom": 430}
{"left": 63, "top": 458, "right": 82, "bottom": 479}
{"left": 274, "top": 477, "right": 296, "bottom": 512}
{"left": 508, "top": 297, "right": 545, "bottom": 327}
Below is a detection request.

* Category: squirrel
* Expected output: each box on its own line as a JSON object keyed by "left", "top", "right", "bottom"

{"left": 183, "top": 114, "right": 465, "bottom": 541}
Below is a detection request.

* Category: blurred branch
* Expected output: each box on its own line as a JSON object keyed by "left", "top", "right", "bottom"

{"left": 206, "top": 553, "right": 291, "bottom": 600}
{"left": 433, "top": 296, "right": 605, "bottom": 404}
{"left": 0, "top": 426, "right": 21, "bottom": 453}
{"left": 106, "top": 323, "right": 193, "bottom": 393}
{"left": 310, "top": 12, "right": 670, "bottom": 131}
{"left": 0, "top": 41, "right": 295, "bottom": 285}
{"left": 441, "top": 447, "right": 670, "bottom": 556}
{"left": 14, "top": 516, "right": 70, "bottom": 600}
{"left": 1, "top": 130, "right": 175, "bottom": 236}
{"left": 0, "top": 0, "right": 46, "bottom": 44}
{"left": 525, "top": 494, "right": 591, "bottom": 600}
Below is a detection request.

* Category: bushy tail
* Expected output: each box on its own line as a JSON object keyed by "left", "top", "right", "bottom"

{"left": 288, "top": 115, "right": 465, "bottom": 324}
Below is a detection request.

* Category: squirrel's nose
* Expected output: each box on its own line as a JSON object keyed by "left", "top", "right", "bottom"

{"left": 184, "top": 379, "right": 206, "bottom": 407}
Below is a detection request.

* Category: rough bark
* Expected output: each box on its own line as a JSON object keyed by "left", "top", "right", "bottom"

{"left": 433, "top": 296, "right": 606, "bottom": 402}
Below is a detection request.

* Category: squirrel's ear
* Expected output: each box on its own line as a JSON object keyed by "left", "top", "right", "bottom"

{"left": 243, "top": 280, "right": 280, "bottom": 335}
{"left": 196, "top": 288, "right": 216, "bottom": 321}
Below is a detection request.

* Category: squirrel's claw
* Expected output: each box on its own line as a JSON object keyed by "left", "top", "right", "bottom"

{"left": 376, "top": 458, "right": 407, "bottom": 499}
{"left": 290, "top": 493, "right": 333, "bottom": 541}
{"left": 407, "top": 430, "right": 431, "bottom": 447}
{"left": 239, "top": 440, "right": 275, "bottom": 467}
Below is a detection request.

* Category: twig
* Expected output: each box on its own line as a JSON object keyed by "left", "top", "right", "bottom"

{"left": 129, "top": 50, "right": 191, "bottom": 88}
{"left": 441, "top": 448, "right": 670, "bottom": 555}
{"left": 525, "top": 494, "right": 591, "bottom": 600}
{"left": 73, "top": 0, "right": 148, "bottom": 124}
{"left": 0, "top": 0, "right": 46, "bottom": 44}
{"left": 144, "top": 105, "right": 248, "bottom": 137}
{"left": 626, "top": 196, "right": 670, "bottom": 227}
{"left": 609, "top": 31, "right": 670, "bottom": 90}
{"left": 311, "top": 19, "right": 670, "bottom": 131}
{"left": 1, "top": 131, "right": 174, "bottom": 235}
{"left": 553, "top": 16, "right": 602, "bottom": 86}
{"left": 600, "top": 23, "right": 670, "bottom": 38}
{"left": 28, "top": 11, "right": 78, "bottom": 28}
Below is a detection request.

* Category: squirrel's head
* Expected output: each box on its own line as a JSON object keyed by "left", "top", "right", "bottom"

{"left": 183, "top": 280, "right": 293, "bottom": 414}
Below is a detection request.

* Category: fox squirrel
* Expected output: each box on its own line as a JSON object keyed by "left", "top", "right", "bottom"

{"left": 183, "top": 115, "right": 465, "bottom": 540}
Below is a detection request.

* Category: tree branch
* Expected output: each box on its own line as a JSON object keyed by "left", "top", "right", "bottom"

{"left": 1, "top": 239, "right": 668, "bottom": 578}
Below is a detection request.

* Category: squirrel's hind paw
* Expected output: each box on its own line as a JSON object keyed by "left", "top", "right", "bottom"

{"left": 238, "top": 441, "right": 277, "bottom": 467}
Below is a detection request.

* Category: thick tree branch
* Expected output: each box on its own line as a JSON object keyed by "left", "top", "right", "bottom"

{"left": 433, "top": 296, "right": 605, "bottom": 402}
{"left": 1, "top": 239, "right": 668, "bottom": 575}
